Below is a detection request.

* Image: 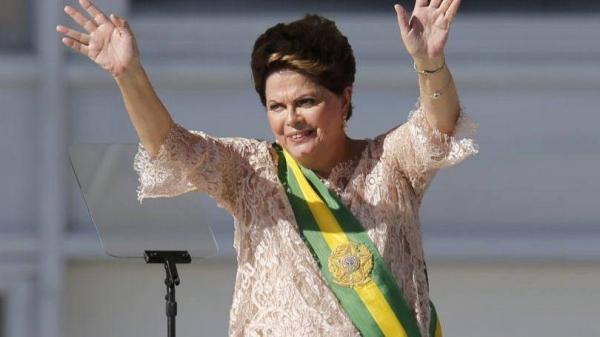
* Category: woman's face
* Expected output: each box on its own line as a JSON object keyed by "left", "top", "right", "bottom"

{"left": 265, "top": 69, "right": 351, "bottom": 167}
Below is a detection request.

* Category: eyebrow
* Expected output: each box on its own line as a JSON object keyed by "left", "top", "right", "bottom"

{"left": 267, "top": 92, "right": 318, "bottom": 105}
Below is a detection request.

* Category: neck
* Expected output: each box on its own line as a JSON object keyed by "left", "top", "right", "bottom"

{"left": 309, "top": 135, "right": 354, "bottom": 179}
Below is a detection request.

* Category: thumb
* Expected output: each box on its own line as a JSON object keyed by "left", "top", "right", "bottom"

{"left": 394, "top": 4, "right": 410, "bottom": 36}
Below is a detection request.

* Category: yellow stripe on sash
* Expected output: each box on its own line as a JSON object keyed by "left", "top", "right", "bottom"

{"left": 283, "top": 150, "right": 409, "bottom": 337}
{"left": 435, "top": 318, "right": 442, "bottom": 337}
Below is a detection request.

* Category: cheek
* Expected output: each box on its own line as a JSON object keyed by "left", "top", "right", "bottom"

{"left": 314, "top": 107, "right": 342, "bottom": 136}
{"left": 267, "top": 113, "right": 285, "bottom": 136}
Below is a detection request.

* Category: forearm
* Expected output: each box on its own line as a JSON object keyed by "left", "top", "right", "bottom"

{"left": 414, "top": 55, "right": 460, "bottom": 136}
{"left": 114, "top": 65, "right": 175, "bottom": 158}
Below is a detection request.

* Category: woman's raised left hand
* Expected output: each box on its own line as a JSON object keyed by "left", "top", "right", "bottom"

{"left": 393, "top": 0, "right": 461, "bottom": 65}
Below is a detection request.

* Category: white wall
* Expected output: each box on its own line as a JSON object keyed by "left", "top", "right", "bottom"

{"left": 428, "top": 262, "right": 600, "bottom": 337}
{"left": 64, "top": 260, "right": 600, "bottom": 337}
{"left": 64, "top": 259, "right": 237, "bottom": 337}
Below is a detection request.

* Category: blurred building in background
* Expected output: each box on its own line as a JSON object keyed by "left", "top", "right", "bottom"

{"left": 1, "top": 0, "right": 599, "bottom": 336}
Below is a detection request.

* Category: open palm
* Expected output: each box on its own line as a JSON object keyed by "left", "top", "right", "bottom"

{"left": 56, "top": 0, "right": 140, "bottom": 77}
{"left": 394, "top": 0, "right": 461, "bottom": 61}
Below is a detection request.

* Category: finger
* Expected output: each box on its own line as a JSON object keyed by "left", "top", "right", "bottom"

{"left": 61, "top": 37, "right": 89, "bottom": 56}
{"left": 110, "top": 13, "right": 129, "bottom": 29}
{"left": 64, "top": 5, "right": 97, "bottom": 33}
{"left": 79, "top": 0, "right": 109, "bottom": 25}
{"left": 394, "top": 4, "right": 411, "bottom": 36}
{"left": 56, "top": 25, "right": 90, "bottom": 45}
{"left": 439, "top": 0, "right": 454, "bottom": 12}
{"left": 110, "top": 13, "right": 134, "bottom": 39}
{"left": 429, "top": 0, "right": 443, "bottom": 8}
{"left": 444, "top": 0, "right": 462, "bottom": 22}
{"left": 415, "top": 0, "right": 429, "bottom": 7}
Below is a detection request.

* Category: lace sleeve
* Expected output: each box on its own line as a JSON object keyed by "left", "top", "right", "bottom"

{"left": 133, "top": 122, "right": 257, "bottom": 214}
{"left": 382, "top": 97, "right": 479, "bottom": 202}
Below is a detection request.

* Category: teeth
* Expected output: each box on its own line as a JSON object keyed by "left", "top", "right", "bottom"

{"left": 291, "top": 130, "right": 311, "bottom": 140}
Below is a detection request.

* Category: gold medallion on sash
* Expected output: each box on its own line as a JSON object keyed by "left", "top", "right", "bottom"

{"left": 328, "top": 241, "right": 374, "bottom": 287}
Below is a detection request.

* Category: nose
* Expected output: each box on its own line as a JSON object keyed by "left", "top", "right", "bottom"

{"left": 285, "top": 106, "right": 303, "bottom": 127}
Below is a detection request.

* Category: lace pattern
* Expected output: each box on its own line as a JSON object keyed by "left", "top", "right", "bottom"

{"left": 383, "top": 97, "right": 479, "bottom": 202}
{"left": 133, "top": 98, "right": 479, "bottom": 337}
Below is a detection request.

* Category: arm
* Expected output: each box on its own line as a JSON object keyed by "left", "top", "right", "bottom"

{"left": 384, "top": 1, "right": 477, "bottom": 201}
{"left": 114, "top": 65, "right": 175, "bottom": 159}
{"left": 56, "top": 0, "right": 172, "bottom": 157}
{"left": 381, "top": 97, "right": 478, "bottom": 202}
{"left": 394, "top": 0, "right": 463, "bottom": 135}
{"left": 57, "top": 0, "right": 258, "bottom": 212}
{"left": 133, "top": 124, "right": 259, "bottom": 210}
{"left": 414, "top": 55, "right": 459, "bottom": 136}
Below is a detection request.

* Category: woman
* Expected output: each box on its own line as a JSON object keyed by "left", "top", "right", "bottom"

{"left": 57, "top": 0, "right": 478, "bottom": 336}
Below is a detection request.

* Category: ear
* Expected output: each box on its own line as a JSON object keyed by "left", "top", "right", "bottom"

{"left": 341, "top": 85, "right": 353, "bottom": 117}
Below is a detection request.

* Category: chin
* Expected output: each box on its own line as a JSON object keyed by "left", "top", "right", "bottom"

{"left": 285, "top": 140, "right": 319, "bottom": 164}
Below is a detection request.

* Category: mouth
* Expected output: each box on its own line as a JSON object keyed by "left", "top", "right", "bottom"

{"left": 286, "top": 129, "right": 315, "bottom": 143}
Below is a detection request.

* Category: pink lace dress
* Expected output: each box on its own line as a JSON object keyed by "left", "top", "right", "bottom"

{"left": 133, "top": 98, "right": 479, "bottom": 337}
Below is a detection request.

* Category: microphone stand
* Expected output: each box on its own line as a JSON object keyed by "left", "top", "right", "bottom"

{"left": 144, "top": 251, "right": 191, "bottom": 337}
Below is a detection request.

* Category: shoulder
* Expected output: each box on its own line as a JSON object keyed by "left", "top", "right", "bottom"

{"left": 186, "top": 132, "right": 270, "bottom": 158}
{"left": 226, "top": 138, "right": 278, "bottom": 176}
{"left": 368, "top": 123, "right": 407, "bottom": 164}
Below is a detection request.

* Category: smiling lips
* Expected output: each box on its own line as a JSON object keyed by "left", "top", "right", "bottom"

{"left": 287, "top": 129, "right": 315, "bottom": 143}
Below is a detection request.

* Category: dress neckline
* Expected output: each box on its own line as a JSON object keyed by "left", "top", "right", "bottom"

{"left": 320, "top": 138, "right": 372, "bottom": 194}
{"left": 269, "top": 137, "right": 374, "bottom": 195}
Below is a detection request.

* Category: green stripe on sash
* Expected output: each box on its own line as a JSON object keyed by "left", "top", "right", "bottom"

{"left": 274, "top": 144, "right": 442, "bottom": 337}
{"left": 280, "top": 156, "right": 386, "bottom": 336}
{"left": 298, "top": 165, "right": 422, "bottom": 337}
{"left": 430, "top": 300, "right": 442, "bottom": 337}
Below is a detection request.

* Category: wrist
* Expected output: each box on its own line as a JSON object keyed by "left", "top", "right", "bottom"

{"left": 413, "top": 55, "right": 445, "bottom": 72}
{"left": 114, "top": 63, "right": 145, "bottom": 86}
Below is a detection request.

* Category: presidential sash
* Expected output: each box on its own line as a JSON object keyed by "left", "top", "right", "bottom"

{"left": 274, "top": 143, "right": 442, "bottom": 337}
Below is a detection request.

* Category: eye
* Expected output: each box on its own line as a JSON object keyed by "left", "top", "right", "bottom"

{"left": 299, "top": 98, "right": 315, "bottom": 107}
{"left": 269, "top": 103, "right": 283, "bottom": 111}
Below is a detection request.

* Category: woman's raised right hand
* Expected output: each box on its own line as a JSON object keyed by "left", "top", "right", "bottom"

{"left": 56, "top": 0, "right": 141, "bottom": 78}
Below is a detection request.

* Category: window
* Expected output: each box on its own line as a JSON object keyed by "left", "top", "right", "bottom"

{"left": 0, "top": 0, "right": 33, "bottom": 53}
{"left": 131, "top": 0, "right": 600, "bottom": 14}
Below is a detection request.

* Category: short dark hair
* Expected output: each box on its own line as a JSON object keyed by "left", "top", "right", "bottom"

{"left": 250, "top": 14, "right": 356, "bottom": 120}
